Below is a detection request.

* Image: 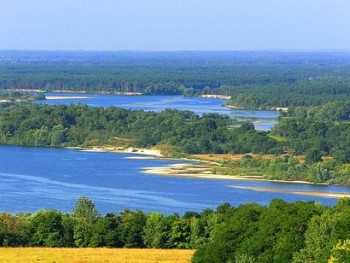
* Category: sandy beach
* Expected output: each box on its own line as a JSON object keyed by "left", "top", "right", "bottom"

{"left": 45, "top": 95, "right": 91, "bottom": 100}
{"left": 142, "top": 163, "right": 350, "bottom": 199}
{"left": 80, "top": 146, "right": 349, "bottom": 199}
{"left": 81, "top": 146, "right": 163, "bottom": 157}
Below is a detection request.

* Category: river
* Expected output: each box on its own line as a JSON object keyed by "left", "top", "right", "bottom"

{"left": 1, "top": 93, "right": 348, "bottom": 215}
{"left": 1, "top": 146, "right": 348, "bottom": 215}
{"left": 39, "top": 93, "right": 278, "bottom": 130}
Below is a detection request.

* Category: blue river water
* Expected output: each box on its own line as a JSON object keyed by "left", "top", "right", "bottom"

{"left": 1, "top": 146, "right": 349, "bottom": 215}
{"left": 39, "top": 93, "right": 278, "bottom": 130}
{"left": 1, "top": 94, "right": 348, "bottom": 215}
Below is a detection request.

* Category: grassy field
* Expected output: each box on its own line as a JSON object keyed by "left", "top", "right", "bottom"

{"left": 0, "top": 248, "right": 195, "bottom": 263}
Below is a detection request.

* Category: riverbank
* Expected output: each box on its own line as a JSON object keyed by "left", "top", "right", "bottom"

{"left": 231, "top": 186, "right": 350, "bottom": 198}
{"left": 81, "top": 146, "right": 313, "bottom": 186}
{"left": 142, "top": 162, "right": 310, "bottom": 183}
{"left": 81, "top": 146, "right": 163, "bottom": 157}
{"left": 226, "top": 104, "right": 288, "bottom": 112}
{"left": 46, "top": 95, "right": 91, "bottom": 100}
{"left": 142, "top": 163, "right": 350, "bottom": 199}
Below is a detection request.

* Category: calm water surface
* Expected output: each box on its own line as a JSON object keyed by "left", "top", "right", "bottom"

{"left": 1, "top": 146, "right": 348, "bottom": 215}
{"left": 4, "top": 94, "right": 347, "bottom": 214}
{"left": 39, "top": 93, "right": 278, "bottom": 130}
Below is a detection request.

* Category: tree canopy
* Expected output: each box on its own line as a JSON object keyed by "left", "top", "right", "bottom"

{"left": 2, "top": 197, "right": 350, "bottom": 263}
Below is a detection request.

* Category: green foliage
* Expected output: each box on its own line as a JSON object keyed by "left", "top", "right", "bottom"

{"left": 0, "top": 91, "right": 42, "bottom": 102}
{"left": 90, "top": 214, "right": 121, "bottom": 248}
{"left": 118, "top": 209, "right": 147, "bottom": 248}
{"left": 192, "top": 203, "right": 265, "bottom": 263}
{"left": 2, "top": 196, "right": 350, "bottom": 263}
{"left": 192, "top": 200, "right": 323, "bottom": 263}
{"left": 25, "top": 210, "right": 64, "bottom": 247}
{"left": 305, "top": 148, "right": 323, "bottom": 165}
{"left": 72, "top": 196, "right": 99, "bottom": 247}
{"left": 2, "top": 51, "right": 350, "bottom": 108}
{"left": 0, "top": 213, "right": 26, "bottom": 246}
{"left": 0, "top": 103, "right": 283, "bottom": 155}
{"left": 143, "top": 212, "right": 162, "bottom": 248}
{"left": 328, "top": 239, "right": 350, "bottom": 263}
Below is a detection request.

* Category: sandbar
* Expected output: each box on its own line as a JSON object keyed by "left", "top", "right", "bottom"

{"left": 231, "top": 186, "right": 350, "bottom": 198}
{"left": 80, "top": 146, "right": 162, "bottom": 157}
{"left": 45, "top": 96, "right": 90, "bottom": 100}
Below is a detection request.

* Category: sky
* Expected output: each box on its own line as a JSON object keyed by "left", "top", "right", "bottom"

{"left": 0, "top": 0, "right": 349, "bottom": 51}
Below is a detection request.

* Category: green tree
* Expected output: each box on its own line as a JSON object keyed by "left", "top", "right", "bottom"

{"left": 328, "top": 239, "right": 350, "bottom": 263}
{"left": 168, "top": 217, "right": 191, "bottom": 248}
{"left": 25, "top": 210, "right": 64, "bottom": 247}
{"left": 292, "top": 209, "right": 336, "bottom": 263}
{"left": 142, "top": 212, "right": 166, "bottom": 248}
{"left": 192, "top": 203, "right": 265, "bottom": 263}
{"left": 305, "top": 148, "right": 323, "bottom": 165}
{"left": 0, "top": 213, "right": 25, "bottom": 246}
{"left": 90, "top": 214, "right": 120, "bottom": 247}
{"left": 72, "top": 196, "right": 99, "bottom": 247}
{"left": 118, "top": 209, "right": 147, "bottom": 248}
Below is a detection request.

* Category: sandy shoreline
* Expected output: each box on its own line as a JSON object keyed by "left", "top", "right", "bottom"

{"left": 80, "top": 146, "right": 162, "bottom": 157}
{"left": 79, "top": 146, "right": 349, "bottom": 198}
{"left": 141, "top": 163, "right": 350, "bottom": 199}
{"left": 45, "top": 95, "right": 91, "bottom": 100}
{"left": 231, "top": 186, "right": 350, "bottom": 198}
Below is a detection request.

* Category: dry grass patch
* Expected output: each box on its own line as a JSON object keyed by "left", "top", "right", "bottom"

{"left": 193, "top": 153, "right": 305, "bottom": 164}
{"left": 0, "top": 248, "right": 194, "bottom": 263}
{"left": 192, "top": 153, "right": 277, "bottom": 163}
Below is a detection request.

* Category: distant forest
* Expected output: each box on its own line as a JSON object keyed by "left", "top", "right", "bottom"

{"left": 2, "top": 51, "right": 350, "bottom": 262}
{"left": 2, "top": 51, "right": 350, "bottom": 184}
{"left": 1, "top": 51, "right": 350, "bottom": 108}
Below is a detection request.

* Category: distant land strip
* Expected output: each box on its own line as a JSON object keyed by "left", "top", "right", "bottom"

{"left": 231, "top": 186, "right": 350, "bottom": 198}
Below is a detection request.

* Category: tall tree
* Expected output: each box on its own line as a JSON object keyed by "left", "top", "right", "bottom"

{"left": 72, "top": 196, "right": 99, "bottom": 247}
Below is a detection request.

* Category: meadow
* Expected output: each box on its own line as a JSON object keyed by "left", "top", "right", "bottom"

{"left": 0, "top": 248, "right": 195, "bottom": 263}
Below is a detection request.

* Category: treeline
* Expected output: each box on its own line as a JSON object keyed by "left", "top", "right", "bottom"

{"left": 3, "top": 101, "right": 350, "bottom": 183}
{"left": 3, "top": 102, "right": 350, "bottom": 183}
{"left": 2, "top": 196, "right": 350, "bottom": 263}
{"left": 227, "top": 81, "right": 350, "bottom": 109}
{"left": 0, "top": 103, "right": 282, "bottom": 155}
{"left": 0, "top": 196, "right": 229, "bottom": 249}
{"left": 209, "top": 101, "right": 350, "bottom": 184}
{"left": 1, "top": 51, "right": 350, "bottom": 107}
{"left": 193, "top": 198, "right": 350, "bottom": 263}
{"left": 213, "top": 153, "right": 349, "bottom": 184}
{"left": 268, "top": 101, "right": 350, "bottom": 183}
{"left": 0, "top": 91, "right": 45, "bottom": 102}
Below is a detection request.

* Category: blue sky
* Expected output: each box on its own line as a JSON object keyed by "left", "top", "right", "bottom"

{"left": 1, "top": 0, "right": 349, "bottom": 51}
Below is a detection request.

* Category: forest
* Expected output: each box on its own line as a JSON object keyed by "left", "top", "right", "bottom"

{"left": 1, "top": 51, "right": 350, "bottom": 108}
{"left": 0, "top": 103, "right": 282, "bottom": 154}
{"left": 2, "top": 101, "right": 350, "bottom": 183}
{"left": 2, "top": 51, "right": 350, "bottom": 261}
{"left": 1, "top": 196, "right": 350, "bottom": 263}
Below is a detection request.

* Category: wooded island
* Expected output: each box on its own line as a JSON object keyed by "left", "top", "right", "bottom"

{"left": 1, "top": 51, "right": 350, "bottom": 262}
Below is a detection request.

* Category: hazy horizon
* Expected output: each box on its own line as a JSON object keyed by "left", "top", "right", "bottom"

{"left": 1, "top": 49, "right": 349, "bottom": 53}
{"left": 1, "top": 1, "right": 349, "bottom": 52}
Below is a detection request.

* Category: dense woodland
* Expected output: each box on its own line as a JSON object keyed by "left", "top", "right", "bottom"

{"left": 1, "top": 51, "right": 350, "bottom": 108}
{"left": 2, "top": 51, "right": 350, "bottom": 261}
{"left": 0, "top": 103, "right": 282, "bottom": 154}
{"left": 1, "top": 196, "right": 350, "bottom": 263}
{"left": 2, "top": 101, "right": 350, "bottom": 183}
